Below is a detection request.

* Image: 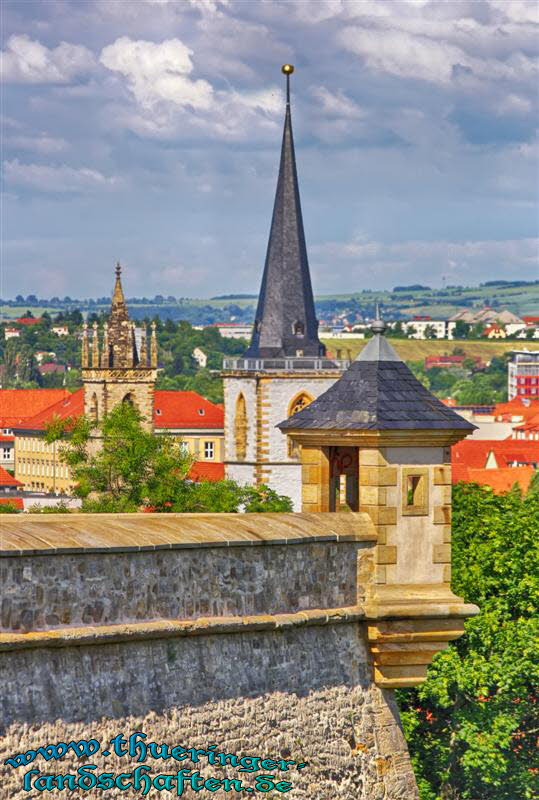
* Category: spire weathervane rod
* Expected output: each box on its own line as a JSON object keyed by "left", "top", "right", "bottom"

{"left": 281, "top": 63, "right": 294, "bottom": 105}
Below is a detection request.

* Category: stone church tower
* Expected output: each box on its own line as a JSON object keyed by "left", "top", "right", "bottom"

{"left": 82, "top": 263, "right": 158, "bottom": 431}
{"left": 223, "top": 66, "right": 347, "bottom": 509}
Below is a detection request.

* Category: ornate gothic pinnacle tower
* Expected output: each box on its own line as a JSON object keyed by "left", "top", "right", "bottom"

{"left": 245, "top": 64, "right": 324, "bottom": 359}
{"left": 82, "top": 263, "right": 157, "bottom": 431}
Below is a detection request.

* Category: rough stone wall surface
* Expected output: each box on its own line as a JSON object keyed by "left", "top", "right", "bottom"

{"left": 83, "top": 372, "right": 155, "bottom": 431}
{"left": 0, "top": 626, "right": 418, "bottom": 800}
{"left": 1, "top": 542, "right": 366, "bottom": 632}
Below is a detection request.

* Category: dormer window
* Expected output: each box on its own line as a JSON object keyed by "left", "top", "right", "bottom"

{"left": 198, "top": 409, "right": 205, "bottom": 416}
{"left": 293, "top": 321, "right": 305, "bottom": 337}
{"left": 156, "top": 409, "right": 161, "bottom": 415}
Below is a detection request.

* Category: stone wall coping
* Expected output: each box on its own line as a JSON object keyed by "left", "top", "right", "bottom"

{"left": 0, "top": 511, "right": 377, "bottom": 556}
{"left": 0, "top": 606, "right": 366, "bottom": 651}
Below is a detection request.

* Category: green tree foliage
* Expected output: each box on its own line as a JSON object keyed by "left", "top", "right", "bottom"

{"left": 0, "top": 502, "right": 21, "bottom": 513}
{"left": 3, "top": 340, "right": 42, "bottom": 385}
{"left": 51, "top": 403, "right": 292, "bottom": 513}
{"left": 453, "top": 321, "right": 471, "bottom": 339}
{"left": 398, "top": 484, "right": 539, "bottom": 799}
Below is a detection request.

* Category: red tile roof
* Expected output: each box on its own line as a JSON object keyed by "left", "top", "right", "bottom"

{"left": 38, "top": 363, "right": 66, "bottom": 374}
{"left": 513, "top": 412, "right": 539, "bottom": 432}
{"left": 153, "top": 390, "right": 224, "bottom": 429}
{"left": 15, "top": 317, "right": 41, "bottom": 326}
{"left": 0, "top": 497, "right": 23, "bottom": 510}
{"left": 14, "top": 388, "right": 85, "bottom": 431}
{"left": 0, "top": 435, "right": 14, "bottom": 443}
{"left": 452, "top": 439, "right": 539, "bottom": 470}
{"left": 0, "top": 389, "right": 71, "bottom": 428}
{"left": 188, "top": 461, "right": 225, "bottom": 482}
{"left": 0, "top": 466, "right": 22, "bottom": 487}
{"left": 493, "top": 397, "right": 539, "bottom": 422}
{"left": 6, "top": 388, "right": 224, "bottom": 432}
{"left": 452, "top": 465, "right": 534, "bottom": 494}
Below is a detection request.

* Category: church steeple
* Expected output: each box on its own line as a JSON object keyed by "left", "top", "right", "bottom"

{"left": 107, "top": 262, "right": 139, "bottom": 368}
{"left": 245, "top": 65, "right": 324, "bottom": 359}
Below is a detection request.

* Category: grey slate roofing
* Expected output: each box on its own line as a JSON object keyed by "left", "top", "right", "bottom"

{"left": 244, "top": 75, "right": 324, "bottom": 359}
{"left": 278, "top": 332, "right": 476, "bottom": 432}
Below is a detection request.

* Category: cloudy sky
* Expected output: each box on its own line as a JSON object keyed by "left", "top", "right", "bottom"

{"left": 1, "top": 0, "right": 538, "bottom": 300}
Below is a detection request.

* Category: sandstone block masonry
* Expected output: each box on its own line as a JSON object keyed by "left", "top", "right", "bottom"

{"left": 0, "top": 512, "right": 424, "bottom": 799}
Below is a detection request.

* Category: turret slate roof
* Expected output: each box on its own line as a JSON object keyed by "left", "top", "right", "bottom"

{"left": 278, "top": 332, "right": 476, "bottom": 432}
{"left": 245, "top": 69, "right": 324, "bottom": 359}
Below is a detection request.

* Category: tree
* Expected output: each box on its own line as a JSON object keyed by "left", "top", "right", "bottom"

{"left": 398, "top": 483, "right": 539, "bottom": 800}
{"left": 424, "top": 324, "right": 438, "bottom": 339}
{"left": 453, "top": 321, "right": 470, "bottom": 340}
{"left": 51, "top": 403, "right": 292, "bottom": 513}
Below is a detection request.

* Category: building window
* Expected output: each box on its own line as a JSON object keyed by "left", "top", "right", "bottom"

{"left": 204, "top": 441, "right": 214, "bottom": 459}
{"left": 293, "top": 321, "right": 305, "bottom": 336}
{"left": 89, "top": 392, "right": 99, "bottom": 424}
{"left": 234, "top": 393, "right": 248, "bottom": 462}
{"left": 2, "top": 448, "right": 10, "bottom": 459}
{"left": 287, "top": 392, "right": 314, "bottom": 458}
{"left": 401, "top": 467, "right": 429, "bottom": 516}
{"left": 198, "top": 409, "right": 205, "bottom": 416}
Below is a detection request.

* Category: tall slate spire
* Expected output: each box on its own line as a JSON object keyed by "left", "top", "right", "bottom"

{"left": 245, "top": 65, "right": 325, "bottom": 359}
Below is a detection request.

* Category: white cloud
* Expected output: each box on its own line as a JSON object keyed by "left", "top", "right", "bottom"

{"left": 100, "top": 37, "right": 213, "bottom": 110}
{"left": 311, "top": 86, "right": 365, "bottom": 118}
{"left": 0, "top": 34, "right": 95, "bottom": 84}
{"left": 311, "top": 235, "right": 539, "bottom": 288}
{"left": 98, "top": 37, "right": 283, "bottom": 141}
{"left": 3, "top": 159, "right": 121, "bottom": 193}
{"left": 338, "top": 25, "right": 537, "bottom": 87}
{"left": 5, "top": 135, "right": 68, "bottom": 154}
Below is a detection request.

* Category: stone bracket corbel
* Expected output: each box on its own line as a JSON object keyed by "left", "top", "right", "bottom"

{"left": 364, "top": 585, "right": 479, "bottom": 688}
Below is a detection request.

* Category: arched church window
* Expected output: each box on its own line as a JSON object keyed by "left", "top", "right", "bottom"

{"left": 293, "top": 321, "right": 305, "bottom": 336}
{"left": 89, "top": 393, "right": 99, "bottom": 424}
{"left": 122, "top": 393, "right": 135, "bottom": 408}
{"left": 234, "top": 393, "right": 248, "bottom": 461}
{"left": 287, "top": 392, "right": 313, "bottom": 458}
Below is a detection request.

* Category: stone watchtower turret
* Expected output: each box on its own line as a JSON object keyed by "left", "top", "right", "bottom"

{"left": 279, "top": 312, "right": 479, "bottom": 687}
{"left": 81, "top": 263, "right": 158, "bottom": 430}
{"left": 222, "top": 66, "right": 349, "bottom": 508}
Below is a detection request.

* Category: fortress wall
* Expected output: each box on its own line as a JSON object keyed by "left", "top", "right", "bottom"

{"left": 1, "top": 541, "right": 368, "bottom": 632}
{"left": 0, "top": 513, "right": 419, "bottom": 799}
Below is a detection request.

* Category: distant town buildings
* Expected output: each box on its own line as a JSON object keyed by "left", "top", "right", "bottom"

{"left": 401, "top": 318, "right": 456, "bottom": 340}
{"left": 192, "top": 347, "right": 208, "bottom": 368}
{"left": 207, "top": 323, "right": 252, "bottom": 339}
{"left": 1, "top": 269, "right": 225, "bottom": 501}
{"left": 508, "top": 350, "right": 539, "bottom": 400}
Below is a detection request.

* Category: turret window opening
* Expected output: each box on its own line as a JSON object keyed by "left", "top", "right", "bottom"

{"left": 293, "top": 321, "right": 305, "bottom": 337}
{"left": 402, "top": 467, "right": 429, "bottom": 516}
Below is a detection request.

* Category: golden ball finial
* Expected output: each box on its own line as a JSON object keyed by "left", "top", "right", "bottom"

{"left": 281, "top": 64, "right": 294, "bottom": 75}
